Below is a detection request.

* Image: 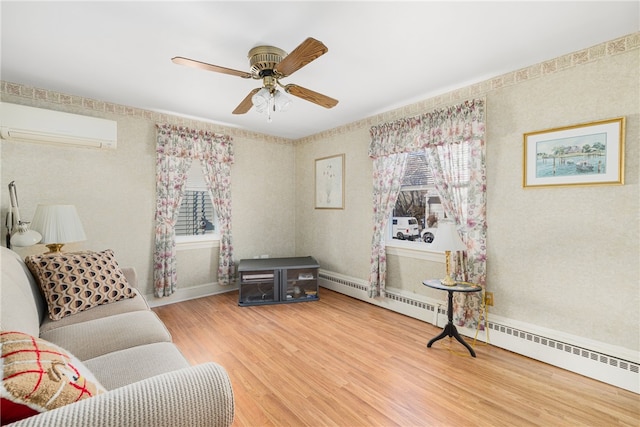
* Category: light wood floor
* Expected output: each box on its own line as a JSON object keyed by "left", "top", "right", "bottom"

{"left": 153, "top": 289, "right": 639, "bottom": 427}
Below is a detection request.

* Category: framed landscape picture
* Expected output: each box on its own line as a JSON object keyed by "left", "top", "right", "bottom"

{"left": 315, "top": 154, "right": 344, "bottom": 209}
{"left": 523, "top": 117, "right": 625, "bottom": 188}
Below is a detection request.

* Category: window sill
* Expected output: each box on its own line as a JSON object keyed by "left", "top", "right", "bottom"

{"left": 385, "top": 240, "right": 444, "bottom": 263}
{"left": 176, "top": 234, "right": 220, "bottom": 250}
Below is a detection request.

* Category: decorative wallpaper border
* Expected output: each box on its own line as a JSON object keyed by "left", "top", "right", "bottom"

{"left": 2, "top": 32, "right": 638, "bottom": 146}
{"left": 0, "top": 82, "right": 291, "bottom": 145}
{"left": 298, "top": 31, "right": 639, "bottom": 144}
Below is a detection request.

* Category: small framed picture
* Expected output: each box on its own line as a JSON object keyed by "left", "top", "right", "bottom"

{"left": 523, "top": 117, "right": 625, "bottom": 188}
{"left": 315, "top": 154, "right": 344, "bottom": 209}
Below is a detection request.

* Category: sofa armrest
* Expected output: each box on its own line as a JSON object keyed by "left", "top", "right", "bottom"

{"left": 7, "top": 363, "right": 235, "bottom": 427}
{"left": 122, "top": 267, "right": 138, "bottom": 289}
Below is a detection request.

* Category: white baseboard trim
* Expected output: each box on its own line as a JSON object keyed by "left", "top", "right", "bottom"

{"left": 318, "top": 269, "right": 640, "bottom": 394}
{"left": 145, "top": 282, "right": 238, "bottom": 308}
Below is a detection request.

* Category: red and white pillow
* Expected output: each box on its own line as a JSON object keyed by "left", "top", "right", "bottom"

{"left": 1, "top": 331, "right": 105, "bottom": 424}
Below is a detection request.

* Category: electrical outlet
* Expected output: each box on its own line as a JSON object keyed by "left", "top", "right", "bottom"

{"left": 485, "top": 292, "right": 494, "bottom": 306}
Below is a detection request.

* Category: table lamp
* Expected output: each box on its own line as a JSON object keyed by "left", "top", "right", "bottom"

{"left": 30, "top": 204, "right": 87, "bottom": 253}
{"left": 7, "top": 181, "right": 42, "bottom": 248}
{"left": 430, "top": 219, "right": 466, "bottom": 286}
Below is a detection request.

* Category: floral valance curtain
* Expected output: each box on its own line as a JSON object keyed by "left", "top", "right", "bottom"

{"left": 154, "top": 124, "right": 234, "bottom": 297}
{"left": 369, "top": 100, "right": 484, "bottom": 157}
{"left": 368, "top": 99, "right": 486, "bottom": 328}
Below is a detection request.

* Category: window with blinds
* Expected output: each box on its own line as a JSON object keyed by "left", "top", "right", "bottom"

{"left": 176, "top": 162, "right": 217, "bottom": 237}
{"left": 391, "top": 146, "right": 470, "bottom": 244}
{"left": 176, "top": 190, "right": 215, "bottom": 236}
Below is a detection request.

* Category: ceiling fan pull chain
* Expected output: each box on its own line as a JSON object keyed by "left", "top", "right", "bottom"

{"left": 267, "top": 92, "right": 274, "bottom": 123}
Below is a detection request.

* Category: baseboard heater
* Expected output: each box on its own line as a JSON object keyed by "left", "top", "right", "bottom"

{"left": 319, "top": 270, "right": 639, "bottom": 393}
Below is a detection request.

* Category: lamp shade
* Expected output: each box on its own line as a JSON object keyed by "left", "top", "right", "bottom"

{"left": 430, "top": 219, "right": 466, "bottom": 252}
{"left": 30, "top": 204, "right": 86, "bottom": 244}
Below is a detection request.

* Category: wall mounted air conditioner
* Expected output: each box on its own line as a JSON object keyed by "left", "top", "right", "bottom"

{"left": 0, "top": 102, "right": 117, "bottom": 149}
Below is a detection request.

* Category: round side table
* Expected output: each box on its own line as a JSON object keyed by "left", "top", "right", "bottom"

{"left": 423, "top": 279, "right": 482, "bottom": 357}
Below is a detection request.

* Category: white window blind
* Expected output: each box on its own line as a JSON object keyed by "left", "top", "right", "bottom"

{"left": 176, "top": 163, "right": 216, "bottom": 236}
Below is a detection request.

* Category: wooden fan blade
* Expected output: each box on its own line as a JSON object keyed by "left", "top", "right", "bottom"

{"left": 232, "top": 88, "right": 261, "bottom": 114}
{"left": 284, "top": 84, "right": 338, "bottom": 109}
{"left": 172, "top": 56, "right": 252, "bottom": 79}
{"left": 275, "top": 38, "right": 328, "bottom": 77}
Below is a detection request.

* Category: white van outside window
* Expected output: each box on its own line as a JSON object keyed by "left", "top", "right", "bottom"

{"left": 392, "top": 216, "right": 420, "bottom": 241}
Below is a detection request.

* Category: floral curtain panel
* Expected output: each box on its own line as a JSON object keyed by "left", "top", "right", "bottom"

{"left": 198, "top": 133, "right": 235, "bottom": 286}
{"left": 421, "top": 103, "right": 487, "bottom": 329}
{"left": 368, "top": 152, "right": 408, "bottom": 298}
{"left": 368, "top": 99, "right": 486, "bottom": 328}
{"left": 154, "top": 124, "right": 234, "bottom": 297}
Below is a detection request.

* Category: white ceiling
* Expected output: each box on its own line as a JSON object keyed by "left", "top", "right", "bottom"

{"left": 2, "top": 1, "right": 638, "bottom": 140}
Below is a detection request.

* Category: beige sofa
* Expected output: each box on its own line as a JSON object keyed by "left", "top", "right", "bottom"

{"left": 0, "top": 247, "right": 234, "bottom": 426}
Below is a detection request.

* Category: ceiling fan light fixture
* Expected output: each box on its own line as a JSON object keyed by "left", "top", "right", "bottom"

{"left": 252, "top": 87, "right": 290, "bottom": 120}
{"left": 251, "top": 88, "right": 270, "bottom": 113}
{"left": 274, "top": 90, "right": 292, "bottom": 112}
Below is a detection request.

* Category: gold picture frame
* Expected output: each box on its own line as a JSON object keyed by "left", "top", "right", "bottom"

{"left": 315, "top": 154, "right": 345, "bottom": 209}
{"left": 523, "top": 117, "right": 625, "bottom": 188}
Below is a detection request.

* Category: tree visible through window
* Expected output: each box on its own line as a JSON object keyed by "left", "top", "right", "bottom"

{"left": 391, "top": 152, "right": 443, "bottom": 243}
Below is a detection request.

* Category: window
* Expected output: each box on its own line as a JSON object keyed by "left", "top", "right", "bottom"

{"left": 388, "top": 147, "right": 470, "bottom": 247}
{"left": 175, "top": 162, "right": 219, "bottom": 246}
{"left": 388, "top": 152, "right": 442, "bottom": 245}
{"left": 176, "top": 190, "right": 215, "bottom": 236}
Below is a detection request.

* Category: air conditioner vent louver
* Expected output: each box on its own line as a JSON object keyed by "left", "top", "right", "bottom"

{"left": 0, "top": 103, "right": 117, "bottom": 149}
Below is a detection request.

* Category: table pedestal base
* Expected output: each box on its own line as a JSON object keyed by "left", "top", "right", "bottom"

{"left": 426, "top": 286, "right": 477, "bottom": 357}
{"left": 427, "top": 321, "right": 476, "bottom": 357}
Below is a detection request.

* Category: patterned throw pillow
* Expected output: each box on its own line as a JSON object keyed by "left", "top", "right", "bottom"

{"left": 25, "top": 249, "right": 136, "bottom": 321}
{"left": 0, "top": 331, "right": 106, "bottom": 424}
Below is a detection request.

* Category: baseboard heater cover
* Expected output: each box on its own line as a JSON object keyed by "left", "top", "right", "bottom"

{"left": 319, "top": 270, "right": 639, "bottom": 393}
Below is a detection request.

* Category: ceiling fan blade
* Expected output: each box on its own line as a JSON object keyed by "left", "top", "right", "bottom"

{"left": 275, "top": 38, "right": 328, "bottom": 77}
{"left": 232, "top": 88, "right": 261, "bottom": 114}
{"left": 284, "top": 84, "right": 338, "bottom": 109}
{"left": 172, "top": 56, "right": 252, "bottom": 79}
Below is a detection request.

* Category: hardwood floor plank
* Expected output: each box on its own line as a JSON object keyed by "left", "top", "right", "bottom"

{"left": 153, "top": 289, "right": 639, "bottom": 426}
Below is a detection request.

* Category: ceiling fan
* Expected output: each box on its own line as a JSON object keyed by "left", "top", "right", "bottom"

{"left": 172, "top": 37, "right": 339, "bottom": 117}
